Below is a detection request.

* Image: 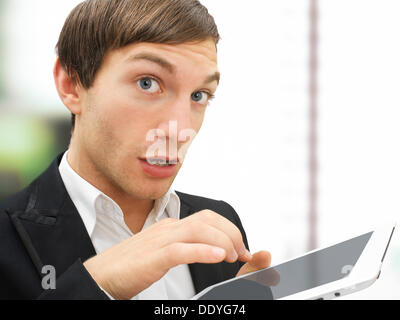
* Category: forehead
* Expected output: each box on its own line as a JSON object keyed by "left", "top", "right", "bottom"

{"left": 103, "top": 39, "right": 218, "bottom": 71}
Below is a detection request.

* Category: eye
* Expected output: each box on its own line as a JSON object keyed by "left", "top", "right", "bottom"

{"left": 137, "top": 77, "right": 160, "bottom": 93}
{"left": 191, "top": 91, "right": 211, "bottom": 106}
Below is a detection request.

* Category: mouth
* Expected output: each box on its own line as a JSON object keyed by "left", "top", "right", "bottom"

{"left": 138, "top": 157, "right": 179, "bottom": 178}
{"left": 141, "top": 157, "right": 179, "bottom": 166}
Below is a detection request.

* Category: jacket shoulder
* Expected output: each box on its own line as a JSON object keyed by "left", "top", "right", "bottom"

{"left": 0, "top": 181, "right": 35, "bottom": 213}
{"left": 0, "top": 181, "right": 35, "bottom": 256}
{"left": 175, "top": 190, "right": 240, "bottom": 223}
{"left": 175, "top": 190, "right": 232, "bottom": 209}
{"left": 0, "top": 180, "right": 36, "bottom": 252}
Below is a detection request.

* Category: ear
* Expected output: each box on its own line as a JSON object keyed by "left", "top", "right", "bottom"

{"left": 53, "top": 57, "right": 84, "bottom": 116}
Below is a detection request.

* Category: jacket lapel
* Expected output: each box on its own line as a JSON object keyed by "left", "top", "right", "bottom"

{"left": 178, "top": 196, "right": 225, "bottom": 294}
{"left": 7, "top": 154, "right": 96, "bottom": 280}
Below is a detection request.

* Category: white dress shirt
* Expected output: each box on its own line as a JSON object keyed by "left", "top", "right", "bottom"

{"left": 58, "top": 151, "right": 196, "bottom": 300}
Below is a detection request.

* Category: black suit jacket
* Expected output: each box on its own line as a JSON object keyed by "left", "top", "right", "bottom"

{"left": 0, "top": 154, "right": 249, "bottom": 300}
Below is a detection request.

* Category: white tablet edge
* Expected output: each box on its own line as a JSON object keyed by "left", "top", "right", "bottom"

{"left": 191, "top": 221, "right": 396, "bottom": 300}
{"left": 282, "top": 221, "right": 396, "bottom": 300}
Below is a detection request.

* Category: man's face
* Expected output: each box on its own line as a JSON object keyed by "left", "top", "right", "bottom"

{"left": 76, "top": 39, "right": 219, "bottom": 200}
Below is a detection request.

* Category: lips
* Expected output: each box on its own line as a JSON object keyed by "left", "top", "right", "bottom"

{"left": 139, "top": 157, "right": 179, "bottom": 178}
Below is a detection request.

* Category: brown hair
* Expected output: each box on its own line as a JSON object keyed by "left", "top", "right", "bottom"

{"left": 55, "top": 0, "right": 220, "bottom": 130}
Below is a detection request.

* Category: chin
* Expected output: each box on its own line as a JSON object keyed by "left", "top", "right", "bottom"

{"left": 125, "top": 178, "right": 175, "bottom": 200}
{"left": 114, "top": 160, "right": 180, "bottom": 199}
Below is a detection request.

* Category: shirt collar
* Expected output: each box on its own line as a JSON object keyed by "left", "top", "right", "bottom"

{"left": 58, "top": 151, "right": 181, "bottom": 236}
{"left": 168, "top": 191, "right": 181, "bottom": 220}
{"left": 59, "top": 151, "right": 101, "bottom": 237}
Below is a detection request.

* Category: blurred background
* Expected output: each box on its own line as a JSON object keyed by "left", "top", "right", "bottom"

{"left": 0, "top": 0, "right": 399, "bottom": 299}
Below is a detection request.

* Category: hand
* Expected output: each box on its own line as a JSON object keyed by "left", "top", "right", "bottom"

{"left": 236, "top": 251, "right": 281, "bottom": 287}
{"left": 83, "top": 210, "right": 252, "bottom": 300}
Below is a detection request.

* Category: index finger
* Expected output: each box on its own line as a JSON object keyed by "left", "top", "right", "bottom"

{"left": 186, "top": 210, "right": 251, "bottom": 260}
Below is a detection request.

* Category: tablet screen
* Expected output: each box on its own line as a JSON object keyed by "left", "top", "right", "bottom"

{"left": 198, "top": 231, "right": 373, "bottom": 300}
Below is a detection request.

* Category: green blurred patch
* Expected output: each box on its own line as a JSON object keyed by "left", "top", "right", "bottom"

{"left": 0, "top": 115, "right": 58, "bottom": 199}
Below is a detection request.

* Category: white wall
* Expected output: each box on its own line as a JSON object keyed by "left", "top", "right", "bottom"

{"left": 2, "top": 0, "right": 82, "bottom": 113}
{"left": 318, "top": 0, "right": 400, "bottom": 299}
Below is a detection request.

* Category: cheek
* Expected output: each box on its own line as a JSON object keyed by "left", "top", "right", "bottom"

{"left": 191, "top": 109, "right": 206, "bottom": 132}
{"left": 122, "top": 111, "right": 159, "bottom": 148}
{"left": 95, "top": 97, "right": 153, "bottom": 147}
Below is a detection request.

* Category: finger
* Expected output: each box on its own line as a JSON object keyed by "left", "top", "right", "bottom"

{"left": 247, "top": 250, "right": 272, "bottom": 269}
{"left": 187, "top": 210, "right": 250, "bottom": 260}
{"left": 236, "top": 251, "right": 272, "bottom": 277}
{"left": 176, "top": 219, "right": 238, "bottom": 262}
{"left": 158, "top": 243, "right": 227, "bottom": 271}
{"left": 136, "top": 216, "right": 238, "bottom": 263}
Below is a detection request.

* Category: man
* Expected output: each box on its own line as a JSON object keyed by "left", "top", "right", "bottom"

{"left": 0, "top": 0, "right": 271, "bottom": 300}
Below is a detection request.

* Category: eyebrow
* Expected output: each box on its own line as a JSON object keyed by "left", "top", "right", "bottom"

{"left": 204, "top": 72, "right": 220, "bottom": 85}
{"left": 127, "top": 53, "right": 175, "bottom": 73}
{"left": 125, "top": 52, "right": 220, "bottom": 85}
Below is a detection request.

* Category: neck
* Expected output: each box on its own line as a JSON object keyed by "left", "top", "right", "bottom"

{"left": 67, "top": 139, "right": 155, "bottom": 232}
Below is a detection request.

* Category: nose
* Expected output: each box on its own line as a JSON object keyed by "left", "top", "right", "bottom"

{"left": 157, "top": 96, "right": 196, "bottom": 145}
{"left": 154, "top": 96, "right": 198, "bottom": 161}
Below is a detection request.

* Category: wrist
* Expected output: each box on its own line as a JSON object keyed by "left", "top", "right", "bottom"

{"left": 84, "top": 258, "right": 132, "bottom": 300}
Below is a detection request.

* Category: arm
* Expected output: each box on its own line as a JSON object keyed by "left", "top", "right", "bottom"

{"left": 37, "top": 259, "right": 110, "bottom": 300}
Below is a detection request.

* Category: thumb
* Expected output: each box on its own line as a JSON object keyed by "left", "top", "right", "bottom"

{"left": 236, "top": 250, "right": 271, "bottom": 277}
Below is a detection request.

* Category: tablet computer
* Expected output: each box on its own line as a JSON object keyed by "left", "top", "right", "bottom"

{"left": 192, "top": 222, "right": 396, "bottom": 300}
